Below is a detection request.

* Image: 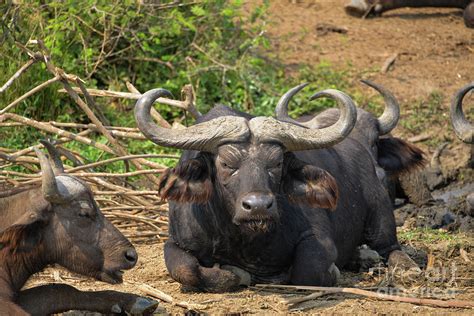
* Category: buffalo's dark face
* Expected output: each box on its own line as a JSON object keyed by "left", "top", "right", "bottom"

{"left": 158, "top": 142, "right": 339, "bottom": 234}
{"left": 214, "top": 143, "right": 283, "bottom": 232}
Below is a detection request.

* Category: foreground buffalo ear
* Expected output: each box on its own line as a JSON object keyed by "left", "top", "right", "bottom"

{"left": 0, "top": 203, "right": 49, "bottom": 253}
{"left": 283, "top": 155, "right": 339, "bottom": 210}
{"left": 158, "top": 154, "right": 213, "bottom": 204}
{"left": 377, "top": 137, "right": 425, "bottom": 174}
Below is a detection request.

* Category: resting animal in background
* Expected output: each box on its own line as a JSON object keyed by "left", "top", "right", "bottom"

{"left": 134, "top": 86, "right": 418, "bottom": 293}
{"left": 0, "top": 141, "right": 157, "bottom": 315}
{"left": 276, "top": 80, "right": 426, "bottom": 204}
{"left": 450, "top": 82, "right": 474, "bottom": 209}
{"left": 345, "top": 0, "right": 474, "bottom": 28}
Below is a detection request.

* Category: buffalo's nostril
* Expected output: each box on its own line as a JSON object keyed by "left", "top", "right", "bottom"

{"left": 242, "top": 201, "right": 252, "bottom": 210}
{"left": 124, "top": 248, "right": 138, "bottom": 264}
{"left": 240, "top": 193, "right": 275, "bottom": 213}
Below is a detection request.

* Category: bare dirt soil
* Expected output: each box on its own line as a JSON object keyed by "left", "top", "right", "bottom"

{"left": 27, "top": 1, "right": 474, "bottom": 315}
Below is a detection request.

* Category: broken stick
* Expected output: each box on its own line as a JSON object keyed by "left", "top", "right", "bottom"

{"left": 256, "top": 284, "right": 474, "bottom": 309}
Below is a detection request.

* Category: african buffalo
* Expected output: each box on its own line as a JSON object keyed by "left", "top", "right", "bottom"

{"left": 345, "top": 0, "right": 474, "bottom": 28}
{"left": 276, "top": 80, "right": 426, "bottom": 204}
{"left": 0, "top": 141, "right": 157, "bottom": 315}
{"left": 134, "top": 86, "right": 417, "bottom": 292}
{"left": 450, "top": 82, "right": 473, "bottom": 209}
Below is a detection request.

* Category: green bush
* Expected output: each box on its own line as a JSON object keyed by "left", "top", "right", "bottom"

{"left": 0, "top": 0, "right": 351, "bottom": 170}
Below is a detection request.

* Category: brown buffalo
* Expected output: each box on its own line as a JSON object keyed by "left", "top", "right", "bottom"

{"left": 0, "top": 141, "right": 157, "bottom": 315}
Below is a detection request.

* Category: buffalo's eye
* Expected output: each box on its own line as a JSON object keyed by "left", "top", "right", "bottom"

{"left": 221, "top": 161, "right": 237, "bottom": 171}
{"left": 268, "top": 162, "right": 282, "bottom": 170}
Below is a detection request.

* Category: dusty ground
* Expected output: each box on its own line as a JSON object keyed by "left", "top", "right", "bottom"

{"left": 26, "top": 1, "right": 474, "bottom": 315}
{"left": 26, "top": 235, "right": 474, "bottom": 315}
{"left": 265, "top": 0, "right": 473, "bottom": 102}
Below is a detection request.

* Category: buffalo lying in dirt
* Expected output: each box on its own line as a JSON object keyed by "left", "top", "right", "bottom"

{"left": 135, "top": 86, "right": 418, "bottom": 292}
{"left": 276, "top": 80, "right": 426, "bottom": 204}
{"left": 0, "top": 141, "right": 157, "bottom": 315}
{"left": 345, "top": 0, "right": 474, "bottom": 28}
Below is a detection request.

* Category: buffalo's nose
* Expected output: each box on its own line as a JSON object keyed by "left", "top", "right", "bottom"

{"left": 124, "top": 248, "right": 138, "bottom": 266}
{"left": 241, "top": 193, "right": 276, "bottom": 214}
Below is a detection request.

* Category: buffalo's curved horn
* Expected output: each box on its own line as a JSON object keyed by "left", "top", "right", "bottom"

{"left": 274, "top": 83, "right": 309, "bottom": 126}
{"left": 360, "top": 80, "right": 400, "bottom": 135}
{"left": 134, "top": 88, "right": 250, "bottom": 153}
{"left": 450, "top": 82, "right": 474, "bottom": 144}
{"left": 34, "top": 147, "right": 67, "bottom": 203}
{"left": 251, "top": 87, "right": 357, "bottom": 151}
{"left": 40, "top": 140, "right": 65, "bottom": 174}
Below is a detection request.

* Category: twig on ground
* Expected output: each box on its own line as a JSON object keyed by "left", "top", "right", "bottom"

{"left": 255, "top": 284, "right": 474, "bottom": 309}
{"left": 138, "top": 284, "right": 207, "bottom": 310}
{"left": 408, "top": 133, "right": 431, "bottom": 143}
{"left": 381, "top": 53, "right": 398, "bottom": 74}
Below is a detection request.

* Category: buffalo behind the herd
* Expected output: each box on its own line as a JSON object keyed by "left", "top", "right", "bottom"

{"left": 0, "top": 80, "right": 472, "bottom": 313}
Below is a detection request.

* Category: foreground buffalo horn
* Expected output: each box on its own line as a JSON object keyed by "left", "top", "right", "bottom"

{"left": 275, "top": 81, "right": 399, "bottom": 136}
{"left": 252, "top": 86, "right": 357, "bottom": 151}
{"left": 34, "top": 147, "right": 68, "bottom": 203}
{"left": 40, "top": 140, "right": 65, "bottom": 174}
{"left": 134, "top": 88, "right": 250, "bottom": 153}
{"left": 450, "top": 82, "right": 474, "bottom": 144}
{"left": 360, "top": 79, "right": 399, "bottom": 135}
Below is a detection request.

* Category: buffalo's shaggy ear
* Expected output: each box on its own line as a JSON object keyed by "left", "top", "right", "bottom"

{"left": 283, "top": 155, "right": 339, "bottom": 210}
{"left": 377, "top": 137, "right": 425, "bottom": 174}
{"left": 158, "top": 153, "right": 213, "bottom": 204}
{"left": 0, "top": 208, "right": 49, "bottom": 253}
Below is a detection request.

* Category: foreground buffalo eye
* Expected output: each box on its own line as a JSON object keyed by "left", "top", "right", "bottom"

{"left": 222, "top": 161, "right": 237, "bottom": 170}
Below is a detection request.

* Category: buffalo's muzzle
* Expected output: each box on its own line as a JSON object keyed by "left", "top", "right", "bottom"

{"left": 239, "top": 192, "right": 276, "bottom": 216}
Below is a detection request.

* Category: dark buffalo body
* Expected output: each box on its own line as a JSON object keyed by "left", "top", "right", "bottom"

{"left": 134, "top": 88, "right": 415, "bottom": 292}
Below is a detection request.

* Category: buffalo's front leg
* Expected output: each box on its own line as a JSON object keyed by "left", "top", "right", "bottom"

{"left": 290, "top": 235, "right": 339, "bottom": 286}
{"left": 1, "top": 300, "right": 29, "bottom": 316}
{"left": 164, "top": 240, "right": 246, "bottom": 292}
{"left": 16, "top": 284, "right": 158, "bottom": 316}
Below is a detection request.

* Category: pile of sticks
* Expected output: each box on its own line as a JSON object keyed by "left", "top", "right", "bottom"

{"left": 0, "top": 40, "right": 199, "bottom": 243}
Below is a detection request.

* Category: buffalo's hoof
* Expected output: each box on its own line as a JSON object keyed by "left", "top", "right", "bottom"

{"left": 344, "top": 0, "right": 381, "bottom": 18}
{"left": 464, "top": 3, "right": 474, "bottom": 28}
{"left": 328, "top": 263, "right": 341, "bottom": 282}
{"left": 221, "top": 265, "right": 252, "bottom": 286}
{"left": 131, "top": 297, "right": 159, "bottom": 315}
{"left": 115, "top": 297, "right": 159, "bottom": 316}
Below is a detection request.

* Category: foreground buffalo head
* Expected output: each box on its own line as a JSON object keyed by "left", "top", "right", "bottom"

{"left": 0, "top": 141, "right": 137, "bottom": 284}
{"left": 276, "top": 80, "right": 425, "bottom": 185}
{"left": 135, "top": 86, "right": 357, "bottom": 233}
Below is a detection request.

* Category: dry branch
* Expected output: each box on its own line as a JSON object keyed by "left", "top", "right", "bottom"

{"left": 138, "top": 284, "right": 207, "bottom": 310}
{"left": 0, "top": 76, "right": 61, "bottom": 114}
{"left": 0, "top": 113, "right": 115, "bottom": 154}
{"left": 0, "top": 39, "right": 187, "bottom": 243}
{"left": 0, "top": 57, "right": 38, "bottom": 94}
{"left": 381, "top": 53, "right": 398, "bottom": 74}
{"left": 256, "top": 284, "right": 474, "bottom": 309}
